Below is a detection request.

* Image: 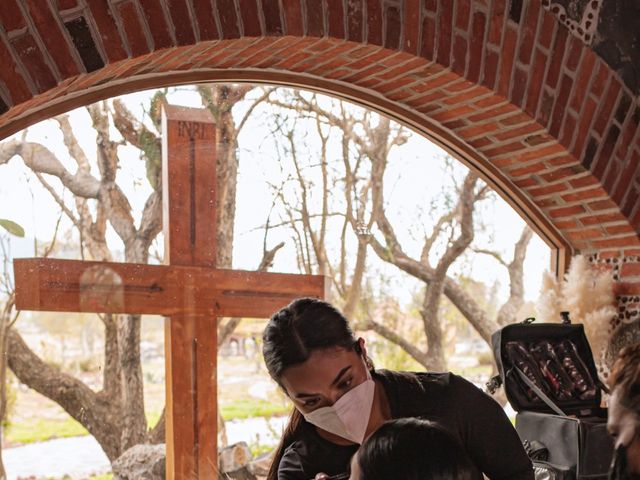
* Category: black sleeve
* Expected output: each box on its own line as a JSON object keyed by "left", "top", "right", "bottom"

{"left": 451, "top": 374, "right": 534, "bottom": 480}
{"left": 278, "top": 448, "right": 307, "bottom": 480}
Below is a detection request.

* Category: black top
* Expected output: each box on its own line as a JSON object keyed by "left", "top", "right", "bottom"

{"left": 278, "top": 369, "right": 534, "bottom": 480}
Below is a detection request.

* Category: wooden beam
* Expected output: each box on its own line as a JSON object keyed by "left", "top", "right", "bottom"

{"left": 14, "top": 258, "right": 328, "bottom": 317}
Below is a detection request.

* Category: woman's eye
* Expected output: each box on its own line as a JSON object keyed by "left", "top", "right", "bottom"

{"left": 338, "top": 378, "right": 353, "bottom": 390}
{"left": 304, "top": 399, "right": 319, "bottom": 408}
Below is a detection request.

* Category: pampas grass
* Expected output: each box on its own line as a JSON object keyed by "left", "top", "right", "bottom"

{"left": 535, "top": 254, "right": 616, "bottom": 365}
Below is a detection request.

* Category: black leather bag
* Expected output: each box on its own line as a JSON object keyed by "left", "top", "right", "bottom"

{"left": 489, "top": 317, "right": 614, "bottom": 480}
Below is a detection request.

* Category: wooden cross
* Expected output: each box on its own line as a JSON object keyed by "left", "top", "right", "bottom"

{"left": 13, "top": 104, "right": 328, "bottom": 479}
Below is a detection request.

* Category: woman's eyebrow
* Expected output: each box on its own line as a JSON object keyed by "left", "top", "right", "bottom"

{"left": 294, "top": 366, "right": 353, "bottom": 398}
{"left": 331, "top": 366, "right": 352, "bottom": 387}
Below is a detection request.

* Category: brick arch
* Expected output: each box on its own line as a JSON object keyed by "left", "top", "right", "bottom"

{"left": 0, "top": 1, "right": 638, "bottom": 277}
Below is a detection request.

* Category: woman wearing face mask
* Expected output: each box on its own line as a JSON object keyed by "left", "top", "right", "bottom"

{"left": 607, "top": 343, "right": 640, "bottom": 479}
{"left": 349, "top": 418, "right": 475, "bottom": 480}
{"left": 262, "top": 297, "right": 534, "bottom": 480}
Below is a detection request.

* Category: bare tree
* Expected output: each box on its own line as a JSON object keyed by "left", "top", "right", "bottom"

{"left": 0, "top": 85, "right": 272, "bottom": 460}
{"left": 263, "top": 90, "right": 533, "bottom": 372}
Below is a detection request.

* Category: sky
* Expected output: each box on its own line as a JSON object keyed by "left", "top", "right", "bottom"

{"left": 0, "top": 85, "right": 550, "bottom": 306}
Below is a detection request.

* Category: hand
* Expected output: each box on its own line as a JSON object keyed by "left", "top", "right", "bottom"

{"left": 314, "top": 473, "right": 330, "bottom": 480}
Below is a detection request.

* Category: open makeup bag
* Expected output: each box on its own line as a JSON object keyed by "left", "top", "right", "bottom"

{"left": 488, "top": 316, "right": 614, "bottom": 480}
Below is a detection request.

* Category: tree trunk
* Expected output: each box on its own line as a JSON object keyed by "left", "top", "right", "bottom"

{"left": 7, "top": 329, "right": 123, "bottom": 460}
{"left": 420, "top": 282, "right": 447, "bottom": 372}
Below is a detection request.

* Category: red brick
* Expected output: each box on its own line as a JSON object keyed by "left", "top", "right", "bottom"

{"left": 237, "top": 0, "right": 262, "bottom": 36}
{"left": 571, "top": 97, "right": 597, "bottom": 159}
{"left": 613, "top": 150, "right": 640, "bottom": 206}
{"left": 482, "top": 48, "right": 499, "bottom": 89}
{"left": 564, "top": 35, "right": 582, "bottom": 72}
{"left": 118, "top": 2, "right": 150, "bottom": 56}
{"left": 436, "top": 0, "right": 453, "bottom": 66}
{"left": 510, "top": 67, "right": 528, "bottom": 107}
{"left": 614, "top": 111, "right": 640, "bottom": 162}
{"left": 525, "top": 49, "right": 547, "bottom": 117}
{"left": 593, "top": 124, "right": 621, "bottom": 180}
{"left": 555, "top": 219, "right": 580, "bottom": 229}
{"left": 168, "top": 0, "right": 196, "bottom": 44}
{"left": 549, "top": 74, "right": 573, "bottom": 137}
{"left": 57, "top": 0, "right": 78, "bottom": 8}
{"left": 598, "top": 250, "right": 623, "bottom": 259}
{"left": 82, "top": 4, "right": 125, "bottom": 62}
{"left": 514, "top": 177, "right": 539, "bottom": 188}
{"left": 559, "top": 112, "right": 577, "bottom": 149}
{"left": 403, "top": 0, "right": 420, "bottom": 54}
{"left": 528, "top": 183, "right": 568, "bottom": 197}
{"left": 561, "top": 187, "right": 607, "bottom": 203}
{"left": 538, "top": 12, "right": 555, "bottom": 50}
{"left": 455, "top": 0, "right": 470, "bottom": 29}
{"left": 139, "top": 0, "right": 173, "bottom": 48}
{"left": 468, "top": 136, "right": 493, "bottom": 149}
{"left": 517, "top": 0, "right": 539, "bottom": 65}
{"left": 282, "top": 0, "right": 304, "bottom": 36}
{"left": 473, "top": 95, "right": 504, "bottom": 109}
{"left": 467, "top": 12, "right": 486, "bottom": 83}
{"left": 442, "top": 86, "right": 485, "bottom": 105}
{"left": 430, "top": 105, "right": 475, "bottom": 123}
{"left": 367, "top": 0, "right": 383, "bottom": 45}
{"left": 0, "top": 0, "right": 26, "bottom": 32}
{"left": 593, "top": 236, "right": 640, "bottom": 249}
{"left": 497, "top": 27, "right": 517, "bottom": 97}
{"left": 377, "top": 57, "right": 426, "bottom": 81}
{"left": 569, "top": 173, "right": 599, "bottom": 189}
{"left": 593, "top": 79, "right": 622, "bottom": 136}
{"left": 346, "top": 0, "right": 364, "bottom": 41}
{"left": 541, "top": 166, "right": 579, "bottom": 183}
{"left": 589, "top": 60, "right": 610, "bottom": 99}
{"left": 624, "top": 249, "right": 640, "bottom": 256}
{"left": 11, "top": 34, "right": 57, "bottom": 92}
{"left": 546, "top": 26, "right": 568, "bottom": 89}
{"left": 608, "top": 225, "right": 637, "bottom": 236}
{"left": 0, "top": 38, "right": 32, "bottom": 103}
{"left": 580, "top": 212, "right": 626, "bottom": 226}
{"left": 487, "top": 0, "right": 506, "bottom": 45}
{"left": 384, "top": 4, "right": 401, "bottom": 49}
{"left": 192, "top": 0, "right": 220, "bottom": 40}
{"left": 569, "top": 49, "right": 597, "bottom": 114}
{"left": 615, "top": 282, "right": 640, "bottom": 296}
{"left": 509, "top": 162, "right": 549, "bottom": 177}
{"left": 513, "top": 143, "right": 565, "bottom": 162}
{"left": 452, "top": 35, "right": 467, "bottom": 75}
{"left": 26, "top": 0, "right": 80, "bottom": 77}
{"left": 217, "top": 0, "right": 241, "bottom": 38}
{"left": 482, "top": 140, "right": 525, "bottom": 158}
{"left": 538, "top": 198, "right": 559, "bottom": 208}
{"left": 499, "top": 111, "right": 529, "bottom": 126}
{"left": 566, "top": 229, "right": 605, "bottom": 241}
{"left": 588, "top": 198, "right": 619, "bottom": 211}
{"left": 494, "top": 122, "right": 542, "bottom": 142}
{"left": 458, "top": 122, "right": 501, "bottom": 139}
{"left": 549, "top": 205, "right": 586, "bottom": 218}
{"left": 326, "top": 0, "right": 344, "bottom": 37}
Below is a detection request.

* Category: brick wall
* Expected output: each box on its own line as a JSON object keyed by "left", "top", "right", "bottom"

{"left": 0, "top": 1, "right": 638, "bottom": 301}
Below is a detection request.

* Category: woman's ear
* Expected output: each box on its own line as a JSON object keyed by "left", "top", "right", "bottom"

{"left": 357, "top": 337, "right": 367, "bottom": 356}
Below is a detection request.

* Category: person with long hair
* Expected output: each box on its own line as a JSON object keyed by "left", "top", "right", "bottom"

{"left": 262, "top": 297, "right": 533, "bottom": 480}
{"left": 348, "top": 418, "right": 475, "bottom": 480}
{"left": 608, "top": 343, "right": 640, "bottom": 479}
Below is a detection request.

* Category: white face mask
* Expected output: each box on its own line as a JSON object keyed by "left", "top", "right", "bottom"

{"left": 301, "top": 369, "right": 375, "bottom": 444}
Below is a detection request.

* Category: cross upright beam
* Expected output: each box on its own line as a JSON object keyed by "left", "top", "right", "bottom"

{"left": 13, "top": 103, "right": 328, "bottom": 479}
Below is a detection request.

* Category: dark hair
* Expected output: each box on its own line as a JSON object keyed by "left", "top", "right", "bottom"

{"left": 610, "top": 343, "right": 640, "bottom": 414}
{"left": 356, "top": 418, "right": 475, "bottom": 480}
{"left": 262, "top": 297, "right": 359, "bottom": 480}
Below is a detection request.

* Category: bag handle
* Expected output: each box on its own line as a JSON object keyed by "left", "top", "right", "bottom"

{"left": 513, "top": 366, "right": 567, "bottom": 416}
